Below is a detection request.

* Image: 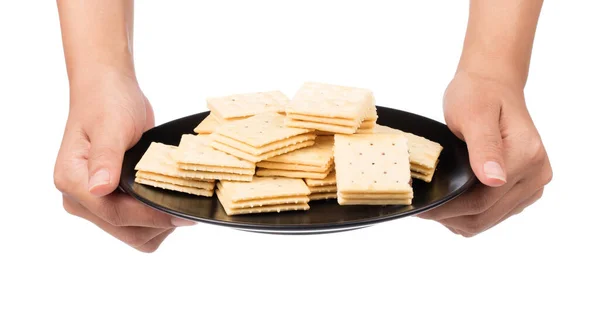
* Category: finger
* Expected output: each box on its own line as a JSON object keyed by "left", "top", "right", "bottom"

{"left": 56, "top": 131, "right": 195, "bottom": 229}
{"left": 63, "top": 196, "right": 170, "bottom": 250}
{"left": 54, "top": 125, "right": 92, "bottom": 195}
{"left": 449, "top": 189, "right": 543, "bottom": 237}
{"left": 56, "top": 122, "right": 193, "bottom": 228}
{"left": 143, "top": 97, "right": 155, "bottom": 131}
{"left": 446, "top": 226, "right": 459, "bottom": 235}
{"left": 78, "top": 190, "right": 196, "bottom": 228}
{"left": 494, "top": 188, "right": 544, "bottom": 226}
{"left": 86, "top": 116, "right": 133, "bottom": 197}
{"left": 439, "top": 180, "right": 541, "bottom": 235}
{"left": 417, "top": 181, "right": 512, "bottom": 221}
{"left": 137, "top": 228, "right": 175, "bottom": 253}
{"left": 461, "top": 103, "right": 507, "bottom": 187}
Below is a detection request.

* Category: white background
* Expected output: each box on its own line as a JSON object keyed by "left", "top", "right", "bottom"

{"left": 1, "top": 1, "right": 599, "bottom": 308}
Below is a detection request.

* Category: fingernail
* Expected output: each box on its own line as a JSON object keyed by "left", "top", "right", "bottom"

{"left": 89, "top": 169, "right": 111, "bottom": 191}
{"left": 171, "top": 217, "right": 197, "bottom": 227}
{"left": 483, "top": 161, "right": 506, "bottom": 183}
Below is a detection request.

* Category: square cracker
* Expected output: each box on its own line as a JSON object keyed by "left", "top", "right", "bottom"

{"left": 193, "top": 114, "right": 221, "bottom": 134}
{"left": 304, "top": 171, "right": 337, "bottom": 187}
{"left": 338, "top": 192, "right": 413, "bottom": 200}
{"left": 411, "top": 160, "right": 439, "bottom": 175}
{"left": 287, "top": 82, "right": 374, "bottom": 120}
{"left": 356, "top": 128, "right": 374, "bottom": 134}
{"left": 309, "top": 192, "right": 338, "bottom": 201}
{"left": 217, "top": 188, "right": 310, "bottom": 215}
{"left": 360, "top": 120, "right": 375, "bottom": 129}
{"left": 308, "top": 185, "right": 337, "bottom": 194}
{"left": 207, "top": 91, "right": 289, "bottom": 120}
{"left": 288, "top": 114, "right": 359, "bottom": 127}
{"left": 412, "top": 172, "right": 433, "bottom": 182}
{"left": 411, "top": 159, "right": 440, "bottom": 183}
{"left": 135, "top": 177, "right": 214, "bottom": 197}
{"left": 365, "top": 106, "right": 378, "bottom": 121}
{"left": 219, "top": 176, "right": 310, "bottom": 202}
{"left": 177, "top": 163, "right": 255, "bottom": 175}
{"left": 135, "top": 142, "right": 252, "bottom": 181}
{"left": 211, "top": 132, "right": 316, "bottom": 156}
{"left": 334, "top": 134, "right": 412, "bottom": 194}
{"left": 256, "top": 161, "right": 331, "bottom": 173}
{"left": 263, "top": 136, "right": 334, "bottom": 168}
{"left": 285, "top": 118, "right": 357, "bottom": 135}
{"left": 136, "top": 171, "right": 215, "bottom": 190}
{"left": 175, "top": 135, "right": 255, "bottom": 169}
{"left": 315, "top": 131, "right": 334, "bottom": 136}
{"left": 287, "top": 113, "right": 376, "bottom": 128}
{"left": 211, "top": 139, "right": 315, "bottom": 163}
{"left": 256, "top": 165, "right": 333, "bottom": 179}
{"left": 181, "top": 171, "right": 253, "bottom": 182}
{"left": 216, "top": 183, "right": 308, "bottom": 208}
{"left": 372, "top": 124, "right": 443, "bottom": 169}
{"left": 214, "top": 112, "right": 312, "bottom": 148}
{"left": 337, "top": 196, "right": 412, "bottom": 206}
{"left": 404, "top": 132, "right": 443, "bottom": 169}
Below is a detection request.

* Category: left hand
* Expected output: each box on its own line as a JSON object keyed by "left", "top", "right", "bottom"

{"left": 417, "top": 71, "right": 553, "bottom": 237}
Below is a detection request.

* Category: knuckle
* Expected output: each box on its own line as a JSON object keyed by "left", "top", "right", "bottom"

{"left": 467, "top": 199, "right": 487, "bottom": 215}
{"left": 524, "top": 138, "right": 546, "bottom": 164}
{"left": 62, "top": 197, "right": 78, "bottom": 216}
{"left": 138, "top": 242, "right": 160, "bottom": 253}
{"left": 462, "top": 216, "right": 486, "bottom": 234}
{"left": 466, "top": 191, "right": 491, "bottom": 215}
{"left": 537, "top": 187, "right": 545, "bottom": 198}
{"left": 459, "top": 230, "right": 477, "bottom": 238}
{"left": 542, "top": 168, "right": 553, "bottom": 186}
{"left": 97, "top": 203, "right": 125, "bottom": 227}
{"left": 122, "top": 231, "right": 149, "bottom": 248}
{"left": 53, "top": 169, "right": 71, "bottom": 193}
{"left": 533, "top": 188, "right": 545, "bottom": 201}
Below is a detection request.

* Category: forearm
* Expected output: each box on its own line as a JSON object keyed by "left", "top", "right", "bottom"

{"left": 458, "top": 0, "right": 543, "bottom": 88}
{"left": 57, "top": 0, "right": 136, "bottom": 85}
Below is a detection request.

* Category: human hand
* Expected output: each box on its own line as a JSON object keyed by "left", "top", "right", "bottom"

{"left": 417, "top": 71, "right": 553, "bottom": 236}
{"left": 53, "top": 70, "right": 196, "bottom": 252}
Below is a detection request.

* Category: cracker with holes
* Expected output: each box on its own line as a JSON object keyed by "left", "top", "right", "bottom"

{"left": 216, "top": 176, "right": 311, "bottom": 215}
{"left": 305, "top": 180, "right": 337, "bottom": 201}
{"left": 304, "top": 171, "right": 337, "bottom": 201}
{"left": 304, "top": 170, "right": 337, "bottom": 187}
{"left": 371, "top": 124, "right": 443, "bottom": 182}
{"left": 255, "top": 136, "right": 334, "bottom": 178}
{"left": 207, "top": 91, "right": 289, "bottom": 122}
{"left": 193, "top": 113, "right": 221, "bottom": 134}
{"left": 285, "top": 82, "right": 375, "bottom": 134}
{"left": 210, "top": 112, "right": 316, "bottom": 163}
{"left": 256, "top": 165, "right": 333, "bottom": 179}
{"left": 173, "top": 134, "right": 255, "bottom": 181}
{"left": 312, "top": 107, "right": 376, "bottom": 135}
{"left": 333, "top": 134, "right": 413, "bottom": 205}
{"left": 134, "top": 142, "right": 215, "bottom": 197}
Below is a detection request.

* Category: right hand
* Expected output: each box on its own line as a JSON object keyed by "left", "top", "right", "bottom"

{"left": 53, "top": 69, "right": 196, "bottom": 253}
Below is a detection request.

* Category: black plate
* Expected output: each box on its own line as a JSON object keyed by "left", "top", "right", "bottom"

{"left": 120, "top": 107, "right": 476, "bottom": 234}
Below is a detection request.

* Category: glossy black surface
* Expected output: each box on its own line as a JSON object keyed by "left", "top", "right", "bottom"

{"left": 120, "top": 107, "right": 476, "bottom": 233}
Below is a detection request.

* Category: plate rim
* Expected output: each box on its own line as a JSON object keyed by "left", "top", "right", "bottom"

{"left": 119, "top": 107, "right": 477, "bottom": 232}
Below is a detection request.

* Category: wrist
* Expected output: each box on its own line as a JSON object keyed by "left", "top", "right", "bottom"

{"left": 66, "top": 49, "right": 136, "bottom": 87}
{"left": 68, "top": 61, "right": 137, "bottom": 91}
{"left": 457, "top": 51, "right": 527, "bottom": 90}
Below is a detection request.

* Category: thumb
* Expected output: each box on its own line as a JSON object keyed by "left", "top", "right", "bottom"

{"left": 461, "top": 111, "right": 507, "bottom": 187}
{"left": 87, "top": 123, "right": 131, "bottom": 196}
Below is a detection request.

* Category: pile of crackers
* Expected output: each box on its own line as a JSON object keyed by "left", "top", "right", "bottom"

{"left": 134, "top": 82, "right": 443, "bottom": 215}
